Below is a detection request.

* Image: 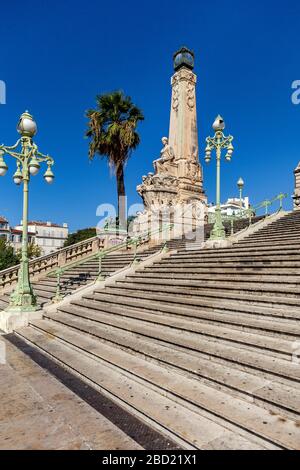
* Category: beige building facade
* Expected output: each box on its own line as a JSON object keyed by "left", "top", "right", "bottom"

{"left": 14, "top": 221, "right": 68, "bottom": 256}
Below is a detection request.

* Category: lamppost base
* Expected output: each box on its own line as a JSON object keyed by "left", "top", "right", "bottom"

{"left": 52, "top": 295, "right": 64, "bottom": 304}
{"left": 5, "top": 304, "right": 37, "bottom": 313}
{"left": 8, "top": 290, "right": 37, "bottom": 313}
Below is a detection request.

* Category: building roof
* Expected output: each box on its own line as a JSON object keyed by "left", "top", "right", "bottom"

{"left": 11, "top": 228, "right": 36, "bottom": 235}
{"left": 27, "top": 221, "right": 68, "bottom": 228}
{"left": 0, "top": 216, "right": 8, "bottom": 223}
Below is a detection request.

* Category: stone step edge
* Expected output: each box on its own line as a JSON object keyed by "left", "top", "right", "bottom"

{"left": 90, "top": 288, "right": 300, "bottom": 320}
{"left": 65, "top": 299, "right": 294, "bottom": 360}
{"left": 23, "top": 320, "right": 297, "bottom": 450}
{"left": 43, "top": 249, "right": 175, "bottom": 315}
{"left": 106, "top": 283, "right": 300, "bottom": 305}
{"left": 55, "top": 302, "right": 300, "bottom": 382}
{"left": 39, "top": 314, "right": 300, "bottom": 419}
{"left": 73, "top": 294, "right": 300, "bottom": 338}
{"left": 14, "top": 327, "right": 198, "bottom": 450}
{"left": 18, "top": 326, "right": 275, "bottom": 451}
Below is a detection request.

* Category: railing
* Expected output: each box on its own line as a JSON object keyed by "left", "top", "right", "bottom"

{"left": 0, "top": 235, "right": 102, "bottom": 294}
{"left": 208, "top": 192, "right": 288, "bottom": 235}
{"left": 49, "top": 224, "right": 174, "bottom": 303}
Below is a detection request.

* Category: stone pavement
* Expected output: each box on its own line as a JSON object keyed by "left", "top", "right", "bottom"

{"left": 0, "top": 336, "right": 142, "bottom": 450}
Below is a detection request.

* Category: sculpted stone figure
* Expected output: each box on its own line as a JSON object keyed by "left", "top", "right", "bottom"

{"left": 153, "top": 137, "right": 175, "bottom": 174}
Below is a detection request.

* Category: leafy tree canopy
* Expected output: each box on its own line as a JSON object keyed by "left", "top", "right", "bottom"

{"left": 0, "top": 238, "right": 19, "bottom": 270}
{"left": 64, "top": 228, "right": 96, "bottom": 247}
{"left": 16, "top": 243, "right": 42, "bottom": 261}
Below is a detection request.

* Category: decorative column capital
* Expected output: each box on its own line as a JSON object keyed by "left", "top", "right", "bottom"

{"left": 171, "top": 67, "right": 197, "bottom": 86}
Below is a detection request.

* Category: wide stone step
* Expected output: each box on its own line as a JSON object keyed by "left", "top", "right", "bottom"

{"left": 248, "top": 224, "right": 300, "bottom": 232}
{"left": 36, "top": 279, "right": 58, "bottom": 287}
{"left": 130, "top": 273, "right": 300, "bottom": 289}
{"left": 67, "top": 298, "right": 294, "bottom": 360}
{"left": 235, "top": 239, "right": 300, "bottom": 248}
{"left": 82, "top": 295, "right": 300, "bottom": 339}
{"left": 154, "top": 252, "right": 300, "bottom": 267}
{"left": 89, "top": 287, "right": 300, "bottom": 323}
{"left": 40, "top": 313, "right": 300, "bottom": 419}
{"left": 57, "top": 302, "right": 300, "bottom": 385}
{"left": 168, "top": 254, "right": 300, "bottom": 263}
{"left": 155, "top": 259, "right": 300, "bottom": 269}
{"left": 171, "top": 249, "right": 300, "bottom": 259}
{"left": 31, "top": 284, "right": 57, "bottom": 294}
{"left": 101, "top": 283, "right": 300, "bottom": 309}
{"left": 128, "top": 272, "right": 300, "bottom": 286}
{"left": 113, "top": 278, "right": 300, "bottom": 300}
{"left": 246, "top": 234, "right": 300, "bottom": 242}
{"left": 141, "top": 267, "right": 300, "bottom": 275}
{"left": 17, "top": 322, "right": 298, "bottom": 449}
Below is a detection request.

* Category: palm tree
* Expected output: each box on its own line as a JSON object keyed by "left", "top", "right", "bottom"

{"left": 86, "top": 91, "right": 144, "bottom": 228}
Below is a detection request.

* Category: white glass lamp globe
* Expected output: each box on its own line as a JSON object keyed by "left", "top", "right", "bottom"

{"left": 0, "top": 155, "right": 8, "bottom": 176}
{"left": 13, "top": 167, "right": 23, "bottom": 185}
{"left": 44, "top": 167, "right": 54, "bottom": 184}
{"left": 237, "top": 177, "right": 244, "bottom": 189}
{"left": 13, "top": 175, "right": 23, "bottom": 185}
{"left": 29, "top": 157, "right": 40, "bottom": 176}
{"left": 17, "top": 111, "right": 37, "bottom": 137}
{"left": 212, "top": 115, "right": 225, "bottom": 132}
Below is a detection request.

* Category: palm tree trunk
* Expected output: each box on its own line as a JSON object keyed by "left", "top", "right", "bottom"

{"left": 116, "top": 164, "right": 126, "bottom": 230}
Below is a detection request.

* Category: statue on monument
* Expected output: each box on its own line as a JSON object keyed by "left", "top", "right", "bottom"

{"left": 153, "top": 137, "right": 175, "bottom": 174}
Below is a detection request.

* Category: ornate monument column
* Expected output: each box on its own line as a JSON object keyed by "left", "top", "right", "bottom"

{"left": 169, "top": 47, "right": 204, "bottom": 202}
{"left": 133, "top": 47, "right": 207, "bottom": 237}
{"left": 293, "top": 162, "right": 300, "bottom": 209}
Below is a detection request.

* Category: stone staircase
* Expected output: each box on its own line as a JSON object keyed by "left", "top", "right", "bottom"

{"left": 0, "top": 246, "right": 165, "bottom": 311}
{"left": 14, "top": 210, "right": 300, "bottom": 449}
{"left": 0, "top": 215, "right": 264, "bottom": 312}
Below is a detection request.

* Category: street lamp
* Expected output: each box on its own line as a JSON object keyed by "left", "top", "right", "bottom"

{"left": 205, "top": 115, "right": 234, "bottom": 241}
{"left": 0, "top": 111, "right": 54, "bottom": 312}
{"left": 237, "top": 177, "right": 244, "bottom": 216}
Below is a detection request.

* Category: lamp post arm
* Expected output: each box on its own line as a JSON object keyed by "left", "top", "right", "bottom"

{"left": 206, "top": 134, "right": 233, "bottom": 150}
{"left": 206, "top": 136, "right": 217, "bottom": 149}
{"left": 0, "top": 139, "right": 21, "bottom": 152}
{"left": 36, "top": 150, "right": 54, "bottom": 165}
{"left": 0, "top": 148, "right": 24, "bottom": 165}
{"left": 220, "top": 135, "right": 233, "bottom": 149}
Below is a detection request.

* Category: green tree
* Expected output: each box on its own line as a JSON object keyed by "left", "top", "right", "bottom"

{"left": 0, "top": 238, "right": 19, "bottom": 270}
{"left": 64, "top": 227, "right": 96, "bottom": 247}
{"left": 16, "top": 243, "right": 42, "bottom": 261}
{"left": 86, "top": 91, "right": 144, "bottom": 227}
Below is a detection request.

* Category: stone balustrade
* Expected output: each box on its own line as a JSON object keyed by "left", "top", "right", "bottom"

{"left": 0, "top": 236, "right": 103, "bottom": 294}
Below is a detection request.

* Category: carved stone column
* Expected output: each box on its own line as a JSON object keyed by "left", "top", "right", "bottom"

{"left": 168, "top": 48, "right": 205, "bottom": 203}
{"left": 293, "top": 162, "right": 300, "bottom": 209}
{"left": 133, "top": 47, "right": 207, "bottom": 239}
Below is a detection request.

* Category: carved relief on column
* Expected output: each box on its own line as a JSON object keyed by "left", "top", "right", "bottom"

{"left": 169, "top": 67, "right": 198, "bottom": 165}
{"left": 187, "top": 81, "right": 195, "bottom": 110}
{"left": 172, "top": 76, "right": 179, "bottom": 112}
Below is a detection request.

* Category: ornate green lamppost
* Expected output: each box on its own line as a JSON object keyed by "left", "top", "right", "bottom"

{"left": 237, "top": 177, "right": 244, "bottom": 216}
{"left": 205, "top": 115, "right": 234, "bottom": 241}
{"left": 0, "top": 111, "right": 55, "bottom": 312}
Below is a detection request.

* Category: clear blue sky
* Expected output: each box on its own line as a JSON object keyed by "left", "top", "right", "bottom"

{"left": 0, "top": 0, "right": 299, "bottom": 232}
